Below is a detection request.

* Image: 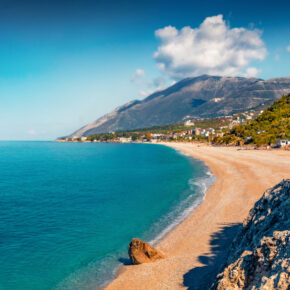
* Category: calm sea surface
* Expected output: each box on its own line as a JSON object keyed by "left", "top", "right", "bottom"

{"left": 0, "top": 142, "right": 213, "bottom": 289}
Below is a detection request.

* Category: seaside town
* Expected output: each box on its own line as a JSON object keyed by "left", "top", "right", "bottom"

{"left": 59, "top": 95, "right": 290, "bottom": 149}
{"left": 64, "top": 113, "right": 254, "bottom": 142}
{"left": 2, "top": 1, "right": 290, "bottom": 289}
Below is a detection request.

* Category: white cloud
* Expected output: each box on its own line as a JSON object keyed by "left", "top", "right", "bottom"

{"left": 131, "top": 69, "right": 145, "bottom": 84}
{"left": 132, "top": 69, "right": 168, "bottom": 97}
{"left": 243, "top": 67, "right": 260, "bottom": 78}
{"left": 138, "top": 90, "right": 153, "bottom": 97}
{"left": 154, "top": 15, "right": 267, "bottom": 79}
{"left": 27, "top": 129, "right": 36, "bottom": 135}
{"left": 286, "top": 46, "right": 290, "bottom": 52}
{"left": 155, "top": 25, "right": 178, "bottom": 41}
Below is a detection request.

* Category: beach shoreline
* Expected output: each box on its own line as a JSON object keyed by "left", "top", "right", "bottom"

{"left": 105, "top": 142, "right": 290, "bottom": 290}
{"left": 107, "top": 146, "right": 215, "bottom": 286}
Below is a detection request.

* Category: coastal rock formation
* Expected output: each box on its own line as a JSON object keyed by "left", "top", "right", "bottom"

{"left": 213, "top": 179, "right": 290, "bottom": 289}
{"left": 128, "top": 238, "right": 165, "bottom": 265}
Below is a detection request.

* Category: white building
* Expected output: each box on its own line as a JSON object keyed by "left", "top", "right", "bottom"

{"left": 184, "top": 120, "right": 195, "bottom": 126}
{"left": 208, "top": 128, "right": 215, "bottom": 134}
{"left": 118, "top": 137, "right": 132, "bottom": 143}
{"left": 277, "top": 139, "right": 290, "bottom": 147}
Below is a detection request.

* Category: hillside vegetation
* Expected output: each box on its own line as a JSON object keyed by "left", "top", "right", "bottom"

{"left": 125, "top": 117, "right": 231, "bottom": 134}
{"left": 62, "top": 94, "right": 289, "bottom": 147}
{"left": 213, "top": 94, "right": 290, "bottom": 146}
{"left": 69, "top": 75, "right": 290, "bottom": 137}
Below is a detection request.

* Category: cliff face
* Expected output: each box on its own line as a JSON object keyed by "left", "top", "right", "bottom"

{"left": 213, "top": 180, "right": 290, "bottom": 289}
{"left": 69, "top": 75, "right": 290, "bottom": 137}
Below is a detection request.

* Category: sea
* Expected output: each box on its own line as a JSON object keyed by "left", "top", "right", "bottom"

{"left": 0, "top": 141, "right": 214, "bottom": 290}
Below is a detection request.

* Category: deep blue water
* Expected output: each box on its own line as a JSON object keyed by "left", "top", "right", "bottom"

{"left": 0, "top": 142, "right": 213, "bottom": 290}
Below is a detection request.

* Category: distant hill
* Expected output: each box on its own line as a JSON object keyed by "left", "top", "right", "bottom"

{"left": 69, "top": 75, "right": 290, "bottom": 137}
{"left": 214, "top": 93, "right": 290, "bottom": 145}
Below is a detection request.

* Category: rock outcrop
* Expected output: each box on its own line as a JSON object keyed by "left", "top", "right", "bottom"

{"left": 128, "top": 238, "right": 165, "bottom": 265}
{"left": 213, "top": 179, "right": 290, "bottom": 289}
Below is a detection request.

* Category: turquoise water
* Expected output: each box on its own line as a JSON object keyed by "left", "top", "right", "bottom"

{"left": 0, "top": 142, "right": 213, "bottom": 290}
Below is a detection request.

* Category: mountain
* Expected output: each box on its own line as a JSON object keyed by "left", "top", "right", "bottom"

{"left": 69, "top": 75, "right": 290, "bottom": 137}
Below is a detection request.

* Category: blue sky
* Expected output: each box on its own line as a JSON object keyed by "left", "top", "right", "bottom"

{"left": 0, "top": 0, "right": 289, "bottom": 140}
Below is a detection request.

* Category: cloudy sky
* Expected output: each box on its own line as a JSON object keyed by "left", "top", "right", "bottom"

{"left": 1, "top": 0, "right": 290, "bottom": 140}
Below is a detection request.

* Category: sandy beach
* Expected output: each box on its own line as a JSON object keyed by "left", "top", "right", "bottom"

{"left": 106, "top": 143, "right": 290, "bottom": 290}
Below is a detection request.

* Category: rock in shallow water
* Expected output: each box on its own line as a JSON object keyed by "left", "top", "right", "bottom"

{"left": 128, "top": 238, "right": 165, "bottom": 265}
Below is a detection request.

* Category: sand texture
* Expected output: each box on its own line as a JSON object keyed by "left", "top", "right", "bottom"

{"left": 106, "top": 143, "right": 290, "bottom": 290}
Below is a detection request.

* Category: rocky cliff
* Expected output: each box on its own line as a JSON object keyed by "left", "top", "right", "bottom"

{"left": 69, "top": 75, "right": 290, "bottom": 137}
{"left": 213, "top": 180, "right": 290, "bottom": 289}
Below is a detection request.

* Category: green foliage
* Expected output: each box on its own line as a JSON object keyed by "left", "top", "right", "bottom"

{"left": 78, "top": 94, "right": 289, "bottom": 146}
{"left": 123, "top": 117, "right": 231, "bottom": 135}
{"left": 145, "top": 132, "right": 152, "bottom": 140}
{"left": 215, "top": 94, "right": 290, "bottom": 146}
{"left": 84, "top": 117, "right": 230, "bottom": 141}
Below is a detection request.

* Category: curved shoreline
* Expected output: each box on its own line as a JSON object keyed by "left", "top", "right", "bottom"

{"left": 101, "top": 145, "right": 214, "bottom": 288}
{"left": 149, "top": 154, "right": 215, "bottom": 246}
{"left": 106, "top": 143, "right": 290, "bottom": 290}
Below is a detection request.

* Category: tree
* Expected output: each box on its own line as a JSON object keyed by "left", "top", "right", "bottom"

{"left": 145, "top": 132, "right": 152, "bottom": 141}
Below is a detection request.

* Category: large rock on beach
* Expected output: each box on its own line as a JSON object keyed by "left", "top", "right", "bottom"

{"left": 128, "top": 238, "right": 165, "bottom": 265}
{"left": 212, "top": 179, "right": 290, "bottom": 289}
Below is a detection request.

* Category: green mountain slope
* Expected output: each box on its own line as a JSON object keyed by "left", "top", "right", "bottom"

{"left": 214, "top": 94, "right": 290, "bottom": 146}
{"left": 68, "top": 75, "right": 290, "bottom": 137}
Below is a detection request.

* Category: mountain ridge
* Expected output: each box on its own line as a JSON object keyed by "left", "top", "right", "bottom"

{"left": 69, "top": 75, "right": 290, "bottom": 137}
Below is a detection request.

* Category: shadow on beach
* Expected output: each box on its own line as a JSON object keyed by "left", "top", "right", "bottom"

{"left": 118, "top": 257, "right": 131, "bottom": 265}
{"left": 183, "top": 223, "right": 241, "bottom": 290}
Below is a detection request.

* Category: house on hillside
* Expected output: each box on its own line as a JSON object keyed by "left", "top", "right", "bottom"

{"left": 216, "top": 131, "right": 224, "bottom": 137}
{"left": 277, "top": 139, "right": 290, "bottom": 147}
{"left": 194, "top": 128, "right": 201, "bottom": 136}
{"left": 208, "top": 128, "right": 215, "bottom": 135}
{"left": 184, "top": 120, "right": 195, "bottom": 126}
{"left": 200, "top": 129, "right": 209, "bottom": 137}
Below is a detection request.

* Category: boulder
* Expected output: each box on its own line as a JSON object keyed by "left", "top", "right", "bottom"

{"left": 128, "top": 238, "right": 165, "bottom": 265}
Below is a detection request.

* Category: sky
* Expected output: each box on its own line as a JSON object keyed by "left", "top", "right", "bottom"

{"left": 0, "top": 0, "right": 290, "bottom": 140}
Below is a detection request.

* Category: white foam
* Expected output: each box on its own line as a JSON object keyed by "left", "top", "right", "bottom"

{"left": 150, "top": 169, "right": 215, "bottom": 245}
{"left": 58, "top": 147, "right": 216, "bottom": 289}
